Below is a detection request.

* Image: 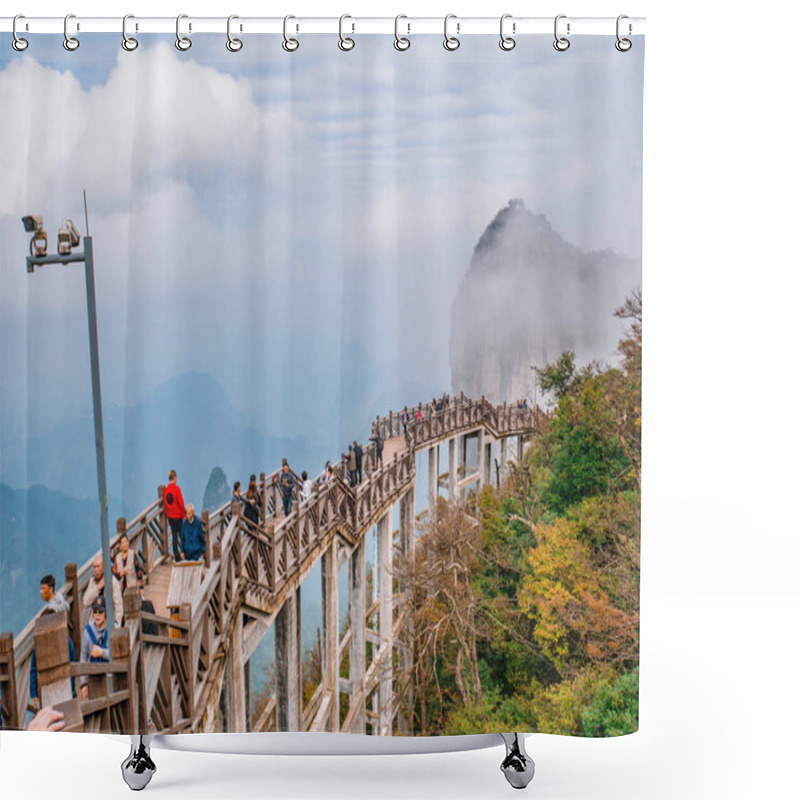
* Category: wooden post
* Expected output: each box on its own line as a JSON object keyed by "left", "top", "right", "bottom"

{"left": 275, "top": 590, "right": 300, "bottom": 731}
{"left": 64, "top": 562, "right": 81, "bottom": 655}
{"left": 500, "top": 438, "right": 508, "bottom": 479}
{"left": 123, "top": 587, "right": 147, "bottom": 732}
{"left": 322, "top": 542, "right": 340, "bottom": 731}
{"left": 378, "top": 511, "right": 393, "bottom": 736}
{"left": 110, "top": 627, "right": 134, "bottom": 733}
{"left": 180, "top": 603, "right": 194, "bottom": 718}
{"left": 348, "top": 538, "right": 366, "bottom": 733}
{"left": 202, "top": 510, "right": 211, "bottom": 568}
{"left": 34, "top": 611, "right": 73, "bottom": 709}
{"left": 158, "top": 485, "right": 168, "bottom": 556}
{"left": 229, "top": 610, "right": 246, "bottom": 732}
{"left": 260, "top": 472, "right": 267, "bottom": 520}
{"left": 0, "top": 632, "right": 20, "bottom": 730}
{"left": 428, "top": 445, "right": 439, "bottom": 512}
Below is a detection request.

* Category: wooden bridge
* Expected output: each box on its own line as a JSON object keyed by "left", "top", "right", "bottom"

{"left": 0, "top": 396, "right": 542, "bottom": 736}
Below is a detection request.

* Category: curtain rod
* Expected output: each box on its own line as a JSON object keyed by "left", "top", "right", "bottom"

{"left": 1, "top": 16, "right": 645, "bottom": 37}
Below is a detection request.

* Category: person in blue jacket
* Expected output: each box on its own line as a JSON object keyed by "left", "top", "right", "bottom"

{"left": 180, "top": 503, "right": 206, "bottom": 562}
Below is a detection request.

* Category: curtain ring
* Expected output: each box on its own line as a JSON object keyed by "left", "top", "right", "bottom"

{"left": 443, "top": 14, "right": 460, "bottom": 51}
{"left": 12, "top": 15, "right": 29, "bottom": 51}
{"left": 394, "top": 15, "right": 410, "bottom": 51}
{"left": 176, "top": 14, "right": 192, "bottom": 51}
{"left": 553, "top": 14, "right": 570, "bottom": 51}
{"left": 122, "top": 14, "right": 139, "bottom": 51}
{"left": 338, "top": 15, "right": 355, "bottom": 51}
{"left": 63, "top": 14, "right": 80, "bottom": 51}
{"left": 226, "top": 15, "right": 243, "bottom": 52}
{"left": 283, "top": 15, "right": 299, "bottom": 52}
{"left": 499, "top": 14, "right": 515, "bottom": 51}
{"left": 615, "top": 14, "right": 632, "bottom": 51}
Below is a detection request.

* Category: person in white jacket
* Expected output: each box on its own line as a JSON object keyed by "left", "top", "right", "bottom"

{"left": 83, "top": 555, "right": 124, "bottom": 627}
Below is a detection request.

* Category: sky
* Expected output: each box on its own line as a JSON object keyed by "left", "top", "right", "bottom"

{"left": 0, "top": 32, "right": 643, "bottom": 456}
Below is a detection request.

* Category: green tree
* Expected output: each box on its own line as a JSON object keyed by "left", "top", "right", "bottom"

{"left": 581, "top": 667, "right": 639, "bottom": 736}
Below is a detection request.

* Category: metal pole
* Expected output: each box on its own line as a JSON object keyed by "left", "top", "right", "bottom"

{"left": 83, "top": 236, "right": 114, "bottom": 634}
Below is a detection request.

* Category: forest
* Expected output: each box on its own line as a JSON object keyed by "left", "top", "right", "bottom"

{"left": 396, "top": 290, "right": 641, "bottom": 737}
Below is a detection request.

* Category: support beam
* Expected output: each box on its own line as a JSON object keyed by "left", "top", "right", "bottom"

{"left": 477, "top": 429, "right": 487, "bottom": 490}
{"left": 275, "top": 589, "right": 301, "bottom": 731}
{"left": 322, "top": 542, "right": 340, "bottom": 732}
{"left": 348, "top": 538, "right": 366, "bottom": 733}
{"left": 428, "top": 445, "right": 439, "bottom": 512}
{"left": 229, "top": 610, "right": 246, "bottom": 733}
{"left": 399, "top": 486, "right": 415, "bottom": 556}
{"left": 378, "top": 511, "right": 393, "bottom": 736}
{"left": 448, "top": 437, "right": 458, "bottom": 501}
{"left": 500, "top": 437, "right": 508, "bottom": 479}
{"left": 518, "top": 435, "right": 524, "bottom": 463}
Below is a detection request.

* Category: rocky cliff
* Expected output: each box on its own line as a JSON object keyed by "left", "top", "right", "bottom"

{"left": 449, "top": 200, "right": 640, "bottom": 403}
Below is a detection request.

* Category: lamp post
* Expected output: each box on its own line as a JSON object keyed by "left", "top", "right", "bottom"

{"left": 529, "top": 364, "right": 538, "bottom": 411}
{"left": 23, "top": 215, "right": 115, "bottom": 635}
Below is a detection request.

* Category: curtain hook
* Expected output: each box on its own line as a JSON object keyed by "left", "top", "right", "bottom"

{"left": 122, "top": 14, "right": 139, "bottom": 51}
{"left": 12, "top": 14, "right": 29, "bottom": 51}
{"left": 226, "top": 15, "right": 243, "bottom": 51}
{"left": 176, "top": 14, "right": 192, "bottom": 51}
{"left": 283, "top": 15, "right": 299, "bottom": 52}
{"left": 394, "top": 14, "right": 410, "bottom": 51}
{"left": 338, "top": 14, "right": 355, "bottom": 51}
{"left": 499, "top": 14, "right": 515, "bottom": 51}
{"left": 63, "top": 13, "right": 80, "bottom": 51}
{"left": 443, "top": 14, "right": 460, "bottom": 51}
{"left": 554, "top": 14, "right": 570, "bottom": 51}
{"left": 615, "top": 14, "right": 632, "bottom": 51}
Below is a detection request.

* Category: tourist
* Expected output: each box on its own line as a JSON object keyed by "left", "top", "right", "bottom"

{"left": 180, "top": 503, "right": 206, "bottom": 562}
{"left": 164, "top": 469, "right": 186, "bottom": 562}
{"left": 347, "top": 445, "right": 357, "bottom": 487}
{"left": 80, "top": 601, "right": 110, "bottom": 700}
{"left": 113, "top": 533, "right": 140, "bottom": 593}
{"left": 402, "top": 406, "right": 410, "bottom": 434}
{"left": 301, "top": 471, "right": 313, "bottom": 503}
{"left": 231, "top": 480, "right": 243, "bottom": 514}
{"left": 83, "top": 555, "right": 123, "bottom": 628}
{"left": 39, "top": 574, "right": 69, "bottom": 614}
{"left": 243, "top": 475, "right": 261, "bottom": 525}
{"left": 370, "top": 430, "right": 385, "bottom": 469}
{"left": 354, "top": 440, "right": 364, "bottom": 484}
{"left": 278, "top": 461, "right": 296, "bottom": 516}
{"left": 27, "top": 706, "right": 66, "bottom": 732}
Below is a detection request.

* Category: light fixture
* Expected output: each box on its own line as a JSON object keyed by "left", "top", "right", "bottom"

{"left": 58, "top": 219, "right": 81, "bottom": 256}
{"left": 22, "top": 214, "right": 48, "bottom": 257}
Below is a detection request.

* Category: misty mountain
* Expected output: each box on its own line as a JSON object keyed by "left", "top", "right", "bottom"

{"left": 450, "top": 200, "right": 641, "bottom": 403}
{"left": 0, "top": 483, "right": 100, "bottom": 636}
{"left": 0, "top": 371, "right": 314, "bottom": 514}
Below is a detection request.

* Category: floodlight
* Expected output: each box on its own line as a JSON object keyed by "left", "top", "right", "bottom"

{"left": 22, "top": 214, "right": 43, "bottom": 233}
{"left": 58, "top": 219, "right": 81, "bottom": 256}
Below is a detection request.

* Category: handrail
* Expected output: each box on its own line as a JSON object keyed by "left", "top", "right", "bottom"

{"left": 6, "top": 395, "right": 542, "bottom": 732}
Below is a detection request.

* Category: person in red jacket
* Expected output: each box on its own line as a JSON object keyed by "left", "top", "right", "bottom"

{"left": 164, "top": 469, "right": 185, "bottom": 561}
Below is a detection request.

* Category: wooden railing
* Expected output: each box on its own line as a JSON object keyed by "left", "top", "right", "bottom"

{"left": 3, "top": 396, "right": 542, "bottom": 733}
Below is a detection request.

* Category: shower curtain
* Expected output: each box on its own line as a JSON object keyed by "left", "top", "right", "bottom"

{"left": 0, "top": 27, "right": 643, "bottom": 739}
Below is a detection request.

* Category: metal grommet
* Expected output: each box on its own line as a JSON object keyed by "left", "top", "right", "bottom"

{"left": 499, "top": 14, "right": 515, "bottom": 51}
{"left": 226, "top": 15, "right": 243, "bottom": 52}
{"left": 283, "top": 15, "right": 299, "bottom": 52}
{"left": 394, "top": 15, "right": 410, "bottom": 51}
{"left": 63, "top": 14, "right": 79, "bottom": 51}
{"left": 122, "top": 14, "right": 139, "bottom": 51}
{"left": 554, "top": 14, "right": 570, "bottom": 51}
{"left": 615, "top": 14, "right": 632, "bottom": 51}
{"left": 338, "top": 14, "right": 355, "bottom": 51}
{"left": 443, "top": 14, "right": 460, "bottom": 51}
{"left": 12, "top": 15, "right": 29, "bottom": 51}
{"left": 175, "top": 14, "right": 192, "bottom": 51}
